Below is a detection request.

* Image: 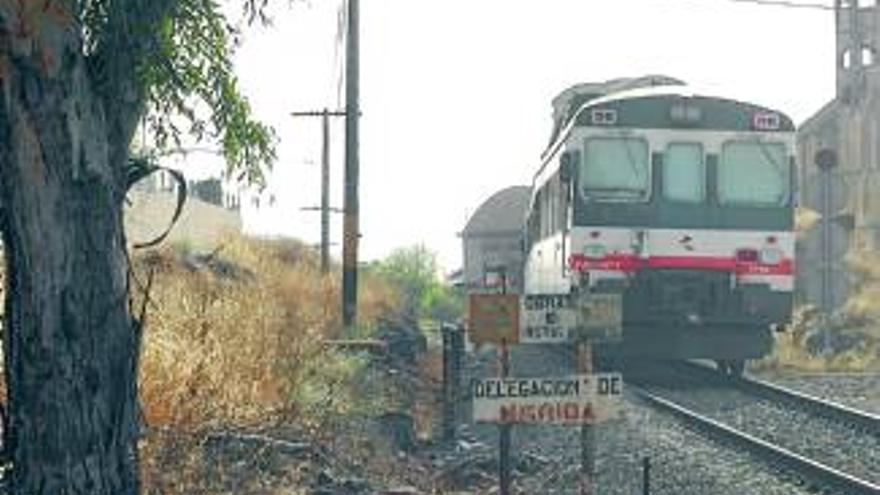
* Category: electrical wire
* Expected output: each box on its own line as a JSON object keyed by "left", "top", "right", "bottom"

{"left": 714, "top": 0, "right": 834, "bottom": 10}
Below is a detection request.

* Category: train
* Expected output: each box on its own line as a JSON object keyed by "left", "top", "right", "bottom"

{"left": 491, "top": 76, "right": 796, "bottom": 375}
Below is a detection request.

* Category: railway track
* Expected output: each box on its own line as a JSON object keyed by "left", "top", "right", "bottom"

{"left": 681, "top": 360, "right": 880, "bottom": 434}
{"left": 628, "top": 361, "right": 880, "bottom": 495}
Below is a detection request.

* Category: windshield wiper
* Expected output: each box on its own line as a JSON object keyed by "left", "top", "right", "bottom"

{"left": 586, "top": 186, "right": 645, "bottom": 195}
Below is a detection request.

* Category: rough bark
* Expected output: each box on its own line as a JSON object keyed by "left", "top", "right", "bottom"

{"left": 0, "top": 4, "right": 140, "bottom": 493}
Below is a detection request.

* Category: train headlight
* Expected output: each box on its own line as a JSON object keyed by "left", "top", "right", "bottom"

{"left": 583, "top": 244, "right": 607, "bottom": 260}
{"left": 759, "top": 247, "right": 783, "bottom": 265}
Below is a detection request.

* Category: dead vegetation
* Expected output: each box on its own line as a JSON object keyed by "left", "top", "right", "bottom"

{"left": 131, "top": 235, "right": 414, "bottom": 493}
{"left": 757, "top": 250, "right": 880, "bottom": 372}
{"left": 0, "top": 234, "right": 450, "bottom": 493}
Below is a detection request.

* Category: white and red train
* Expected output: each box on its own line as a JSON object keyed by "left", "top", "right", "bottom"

{"left": 523, "top": 77, "right": 796, "bottom": 375}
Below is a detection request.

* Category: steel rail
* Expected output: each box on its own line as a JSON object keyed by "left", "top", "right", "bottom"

{"left": 677, "top": 361, "right": 880, "bottom": 435}
{"left": 632, "top": 386, "right": 880, "bottom": 495}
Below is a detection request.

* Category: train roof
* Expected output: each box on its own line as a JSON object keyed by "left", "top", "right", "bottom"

{"left": 536, "top": 83, "right": 797, "bottom": 183}
{"left": 578, "top": 85, "right": 794, "bottom": 128}
{"left": 548, "top": 75, "right": 685, "bottom": 146}
{"left": 543, "top": 84, "right": 795, "bottom": 155}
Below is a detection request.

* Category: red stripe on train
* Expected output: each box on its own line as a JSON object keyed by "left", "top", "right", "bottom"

{"left": 568, "top": 253, "right": 794, "bottom": 275}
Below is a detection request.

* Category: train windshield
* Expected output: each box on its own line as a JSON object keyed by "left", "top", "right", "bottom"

{"left": 580, "top": 137, "right": 650, "bottom": 201}
{"left": 718, "top": 141, "right": 789, "bottom": 207}
{"left": 664, "top": 143, "right": 705, "bottom": 203}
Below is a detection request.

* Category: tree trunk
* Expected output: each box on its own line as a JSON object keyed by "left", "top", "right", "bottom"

{"left": 0, "top": 35, "right": 140, "bottom": 495}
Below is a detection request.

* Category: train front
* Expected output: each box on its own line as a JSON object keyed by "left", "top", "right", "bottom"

{"left": 562, "top": 92, "right": 796, "bottom": 371}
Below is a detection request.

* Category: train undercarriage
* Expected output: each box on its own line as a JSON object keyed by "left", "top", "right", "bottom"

{"left": 591, "top": 268, "right": 790, "bottom": 377}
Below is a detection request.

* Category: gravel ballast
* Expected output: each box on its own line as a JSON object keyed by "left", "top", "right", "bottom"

{"left": 754, "top": 371, "right": 880, "bottom": 415}
{"left": 459, "top": 347, "right": 836, "bottom": 494}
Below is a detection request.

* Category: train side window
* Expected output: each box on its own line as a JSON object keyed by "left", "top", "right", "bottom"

{"left": 663, "top": 143, "right": 705, "bottom": 203}
{"left": 546, "top": 180, "right": 556, "bottom": 236}
{"left": 541, "top": 184, "right": 551, "bottom": 238}
{"left": 556, "top": 172, "right": 568, "bottom": 231}
{"left": 527, "top": 189, "right": 542, "bottom": 249}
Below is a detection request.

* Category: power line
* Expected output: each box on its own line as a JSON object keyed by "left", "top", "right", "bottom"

{"left": 720, "top": 0, "right": 834, "bottom": 10}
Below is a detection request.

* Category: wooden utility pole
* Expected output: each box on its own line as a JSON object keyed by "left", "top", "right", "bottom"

{"left": 321, "top": 109, "right": 331, "bottom": 273}
{"left": 342, "top": 0, "right": 361, "bottom": 328}
{"left": 291, "top": 109, "right": 346, "bottom": 274}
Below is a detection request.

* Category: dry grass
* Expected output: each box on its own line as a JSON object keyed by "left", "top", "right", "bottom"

{"left": 757, "top": 249, "right": 880, "bottom": 372}
{"left": 755, "top": 305, "right": 880, "bottom": 372}
{"left": 0, "top": 233, "right": 431, "bottom": 492}
{"left": 795, "top": 207, "right": 821, "bottom": 236}
{"left": 768, "top": 207, "right": 879, "bottom": 371}
{"left": 133, "top": 235, "right": 403, "bottom": 492}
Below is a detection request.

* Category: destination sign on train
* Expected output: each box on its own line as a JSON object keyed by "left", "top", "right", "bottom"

{"left": 520, "top": 293, "right": 623, "bottom": 344}
{"left": 471, "top": 373, "right": 624, "bottom": 425}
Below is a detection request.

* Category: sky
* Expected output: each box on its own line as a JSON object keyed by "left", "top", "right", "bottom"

{"left": 185, "top": 0, "right": 838, "bottom": 272}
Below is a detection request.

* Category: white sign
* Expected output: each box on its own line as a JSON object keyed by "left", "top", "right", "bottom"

{"left": 520, "top": 293, "right": 623, "bottom": 343}
{"left": 520, "top": 294, "right": 577, "bottom": 343}
{"left": 471, "top": 373, "right": 624, "bottom": 425}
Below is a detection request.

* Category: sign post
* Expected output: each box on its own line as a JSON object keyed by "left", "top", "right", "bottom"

{"left": 578, "top": 342, "right": 595, "bottom": 495}
{"left": 469, "top": 287, "right": 624, "bottom": 495}
{"left": 499, "top": 338, "right": 512, "bottom": 495}
{"left": 467, "top": 270, "right": 519, "bottom": 495}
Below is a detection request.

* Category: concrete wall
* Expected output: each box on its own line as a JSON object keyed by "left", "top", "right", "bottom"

{"left": 796, "top": 3, "right": 880, "bottom": 309}
{"left": 124, "top": 190, "right": 242, "bottom": 252}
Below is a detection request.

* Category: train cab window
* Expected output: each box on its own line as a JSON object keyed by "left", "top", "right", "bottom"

{"left": 527, "top": 190, "right": 542, "bottom": 247}
{"left": 581, "top": 137, "right": 650, "bottom": 201}
{"left": 718, "top": 141, "right": 790, "bottom": 206}
{"left": 663, "top": 143, "right": 704, "bottom": 203}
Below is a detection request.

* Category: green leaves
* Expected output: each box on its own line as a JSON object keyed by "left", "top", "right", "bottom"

{"left": 139, "top": 0, "right": 276, "bottom": 187}
{"left": 83, "top": 0, "right": 278, "bottom": 187}
{"left": 367, "top": 245, "right": 463, "bottom": 323}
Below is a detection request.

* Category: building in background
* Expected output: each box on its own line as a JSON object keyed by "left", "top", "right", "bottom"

{"left": 796, "top": 1, "right": 880, "bottom": 309}
{"left": 460, "top": 186, "right": 531, "bottom": 293}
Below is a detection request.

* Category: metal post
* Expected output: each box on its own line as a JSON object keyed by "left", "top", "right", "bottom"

{"left": 815, "top": 148, "right": 838, "bottom": 353}
{"left": 821, "top": 164, "right": 833, "bottom": 352}
{"left": 320, "top": 109, "right": 331, "bottom": 274}
{"left": 452, "top": 325, "right": 464, "bottom": 425}
{"left": 579, "top": 342, "right": 596, "bottom": 495}
{"left": 499, "top": 337, "right": 512, "bottom": 495}
{"left": 820, "top": 164, "right": 830, "bottom": 312}
{"left": 642, "top": 456, "right": 651, "bottom": 495}
{"left": 342, "top": 0, "right": 360, "bottom": 328}
{"left": 441, "top": 325, "right": 457, "bottom": 443}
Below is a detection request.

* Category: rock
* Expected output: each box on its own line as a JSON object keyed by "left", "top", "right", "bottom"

{"left": 315, "top": 469, "right": 336, "bottom": 487}
{"left": 382, "top": 487, "right": 420, "bottom": 495}
{"left": 339, "top": 477, "right": 372, "bottom": 493}
{"left": 805, "top": 329, "right": 868, "bottom": 356}
{"left": 375, "top": 316, "right": 427, "bottom": 366}
{"left": 377, "top": 412, "right": 417, "bottom": 452}
{"left": 455, "top": 439, "right": 487, "bottom": 453}
{"left": 182, "top": 252, "right": 255, "bottom": 282}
